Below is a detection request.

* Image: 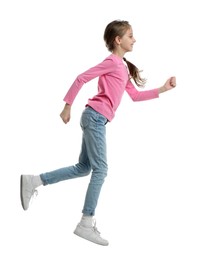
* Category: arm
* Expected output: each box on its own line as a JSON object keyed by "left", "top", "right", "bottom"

{"left": 63, "top": 57, "right": 117, "bottom": 105}
{"left": 125, "top": 81, "right": 159, "bottom": 101}
{"left": 60, "top": 57, "right": 116, "bottom": 124}
{"left": 126, "top": 76, "right": 176, "bottom": 101}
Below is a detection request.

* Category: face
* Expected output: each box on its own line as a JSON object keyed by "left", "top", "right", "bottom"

{"left": 119, "top": 27, "right": 136, "bottom": 52}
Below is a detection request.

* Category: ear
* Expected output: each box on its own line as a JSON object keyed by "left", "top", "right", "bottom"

{"left": 114, "top": 35, "right": 121, "bottom": 45}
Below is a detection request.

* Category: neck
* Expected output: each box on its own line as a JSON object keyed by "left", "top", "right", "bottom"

{"left": 112, "top": 49, "right": 126, "bottom": 59}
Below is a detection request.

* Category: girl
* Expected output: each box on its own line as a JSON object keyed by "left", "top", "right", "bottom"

{"left": 20, "top": 20, "right": 176, "bottom": 246}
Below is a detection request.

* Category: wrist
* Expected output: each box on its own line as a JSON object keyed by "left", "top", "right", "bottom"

{"left": 64, "top": 103, "right": 71, "bottom": 108}
{"left": 63, "top": 103, "right": 71, "bottom": 112}
{"left": 158, "top": 86, "right": 167, "bottom": 94}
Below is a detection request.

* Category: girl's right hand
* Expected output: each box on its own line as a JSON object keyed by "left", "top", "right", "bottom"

{"left": 60, "top": 103, "right": 71, "bottom": 124}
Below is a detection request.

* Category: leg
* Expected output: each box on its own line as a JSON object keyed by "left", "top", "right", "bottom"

{"left": 20, "top": 116, "right": 92, "bottom": 210}
{"left": 73, "top": 107, "right": 109, "bottom": 246}
{"left": 80, "top": 107, "right": 108, "bottom": 216}
{"left": 40, "top": 134, "right": 91, "bottom": 185}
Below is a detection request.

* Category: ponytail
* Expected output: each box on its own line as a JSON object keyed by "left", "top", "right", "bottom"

{"left": 123, "top": 57, "right": 146, "bottom": 87}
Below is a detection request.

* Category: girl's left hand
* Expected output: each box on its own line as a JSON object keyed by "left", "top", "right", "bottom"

{"left": 164, "top": 76, "right": 176, "bottom": 90}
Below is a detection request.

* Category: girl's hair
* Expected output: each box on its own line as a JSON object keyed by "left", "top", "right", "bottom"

{"left": 104, "top": 20, "right": 146, "bottom": 87}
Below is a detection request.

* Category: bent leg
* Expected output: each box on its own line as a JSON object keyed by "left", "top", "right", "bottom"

{"left": 40, "top": 137, "right": 91, "bottom": 185}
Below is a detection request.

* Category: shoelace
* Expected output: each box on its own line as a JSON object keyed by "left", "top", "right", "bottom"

{"left": 33, "top": 189, "right": 38, "bottom": 197}
{"left": 92, "top": 220, "right": 101, "bottom": 235}
{"left": 29, "top": 189, "right": 38, "bottom": 206}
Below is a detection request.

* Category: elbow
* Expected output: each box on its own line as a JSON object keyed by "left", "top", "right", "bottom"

{"left": 76, "top": 74, "right": 87, "bottom": 84}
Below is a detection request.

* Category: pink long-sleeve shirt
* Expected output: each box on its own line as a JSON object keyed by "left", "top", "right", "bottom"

{"left": 64, "top": 54, "right": 159, "bottom": 122}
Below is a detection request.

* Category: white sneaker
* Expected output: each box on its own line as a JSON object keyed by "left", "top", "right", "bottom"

{"left": 20, "top": 175, "right": 38, "bottom": 210}
{"left": 74, "top": 220, "right": 109, "bottom": 246}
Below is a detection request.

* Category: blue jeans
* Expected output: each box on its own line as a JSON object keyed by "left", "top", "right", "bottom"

{"left": 40, "top": 106, "right": 108, "bottom": 216}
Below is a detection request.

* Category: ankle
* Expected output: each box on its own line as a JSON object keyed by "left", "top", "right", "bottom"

{"left": 32, "top": 175, "right": 43, "bottom": 189}
{"left": 80, "top": 215, "right": 93, "bottom": 228}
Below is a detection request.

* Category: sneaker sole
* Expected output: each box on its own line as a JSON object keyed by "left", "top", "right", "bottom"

{"left": 74, "top": 225, "right": 109, "bottom": 246}
{"left": 20, "top": 175, "right": 26, "bottom": 210}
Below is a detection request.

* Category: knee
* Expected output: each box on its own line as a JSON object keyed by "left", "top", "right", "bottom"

{"left": 91, "top": 166, "right": 108, "bottom": 183}
{"left": 75, "top": 162, "right": 91, "bottom": 176}
{"left": 84, "top": 163, "right": 91, "bottom": 175}
{"left": 84, "top": 165, "right": 91, "bottom": 176}
{"left": 102, "top": 164, "right": 108, "bottom": 178}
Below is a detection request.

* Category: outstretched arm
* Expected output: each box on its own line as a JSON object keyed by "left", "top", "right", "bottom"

{"left": 125, "top": 76, "right": 176, "bottom": 101}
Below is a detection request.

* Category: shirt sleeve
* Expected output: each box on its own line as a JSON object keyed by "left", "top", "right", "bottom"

{"left": 63, "top": 57, "right": 117, "bottom": 105}
{"left": 125, "top": 80, "right": 159, "bottom": 101}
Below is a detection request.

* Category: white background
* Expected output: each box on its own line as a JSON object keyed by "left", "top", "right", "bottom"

{"left": 0, "top": 0, "right": 201, "bottom": 259}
